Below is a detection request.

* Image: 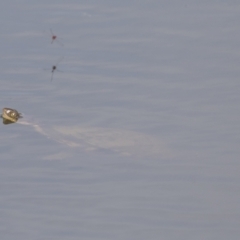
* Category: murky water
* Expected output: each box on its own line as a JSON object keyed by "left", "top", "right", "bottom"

{"left": 1, "top": 1, "right": 240, "bottom": 239}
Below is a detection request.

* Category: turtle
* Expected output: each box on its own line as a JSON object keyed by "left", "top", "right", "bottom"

{"left": 1, "top": 107, "right": 170, "bottom": 159}
{"left": 1, "top": 108, "right": 22, "bottom": 125}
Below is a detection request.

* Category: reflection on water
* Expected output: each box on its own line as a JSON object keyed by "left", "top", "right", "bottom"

{"left": 1, "top": 118, "right": 15, "bottom": 125}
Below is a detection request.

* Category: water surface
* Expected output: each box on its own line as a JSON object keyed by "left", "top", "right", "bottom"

{"left": 1, "top": 1, "right": 240, "bottom": 239}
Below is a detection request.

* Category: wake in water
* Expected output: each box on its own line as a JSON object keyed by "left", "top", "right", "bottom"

{"left": 17, "top": 116, "right": 172, "bottom": 159}
{"left": 0, "top": 105, "right": 171, "bottom": 158}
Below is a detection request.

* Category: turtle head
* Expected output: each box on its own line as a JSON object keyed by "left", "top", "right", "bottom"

{"left": 1, "top": 108, "right": 22, "bottom": 124}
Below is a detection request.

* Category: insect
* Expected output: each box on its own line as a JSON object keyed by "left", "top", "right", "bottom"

{"left": 1, "top": 108, "right": 22, "bottom": 124}
{"left": 50, "top": 28, "right": 64, "bottom": 46}
{"left": 44, "top": 57, "right": 64, "bottom": 81}
{"left": 51, "top": 57, "right": 64, "bottom": 81}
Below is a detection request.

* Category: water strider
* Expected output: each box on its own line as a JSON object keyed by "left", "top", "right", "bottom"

{"left": 44, "top": 57, "right": 64, "bottom": 81}
{"left": 50, "top": 28, "right": 64, "bottom": 46}
{"left": 1, "top": 108, "right": 171, "bottom": 158}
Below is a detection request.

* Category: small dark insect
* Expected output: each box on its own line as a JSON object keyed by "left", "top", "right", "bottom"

{"left": 44, "top": 57, "right": 64, "bottom": 81}
{"left": 50, "top": 28, "right": 64, "bottom": 46}
{"left": 50, "top": 57, "right": 64, "bottom": 81}
{"left": 1, "top": 108, "right": 22, "bottom": 124}
{"left": 52, "top": 65, "right": 57, "bottom": 72}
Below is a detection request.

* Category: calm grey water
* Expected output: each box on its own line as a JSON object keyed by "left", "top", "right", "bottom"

{"left": 1, "top": 1, "right": 240, "bottom": 239}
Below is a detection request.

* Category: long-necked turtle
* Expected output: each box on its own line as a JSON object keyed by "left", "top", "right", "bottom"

{"left": 1, "top": 107, "right": 171, "bottom": 158}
